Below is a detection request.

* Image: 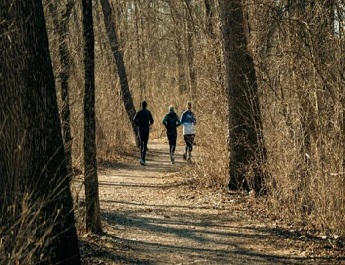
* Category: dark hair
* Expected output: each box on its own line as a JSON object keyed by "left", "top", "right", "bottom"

{"left": 141, "top": 100, "right": 147, "bottom": 108}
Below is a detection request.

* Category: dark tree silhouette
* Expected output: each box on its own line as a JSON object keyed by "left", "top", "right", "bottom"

{"left": 219, "top": 1, "right": 267, "bottom": 194}
{"left": 0, "top": 1, "right": 80, "bottom": 264}
{"left": 82, "top": 0, "right": 102, "bottom": 233}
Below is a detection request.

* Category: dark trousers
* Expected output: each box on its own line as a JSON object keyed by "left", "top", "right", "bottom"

{"left": 139, "top": 131, "right": 149, "bottom": 161}
{"left": 184, "top": 134, "right": 195, "bottom": 153}
{"left": 167, "top": 133, "right": 177, "bottom": 154}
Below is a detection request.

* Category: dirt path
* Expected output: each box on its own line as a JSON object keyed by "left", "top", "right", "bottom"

{"left": 78, "top": 139, "right": 344, "bottom": 265}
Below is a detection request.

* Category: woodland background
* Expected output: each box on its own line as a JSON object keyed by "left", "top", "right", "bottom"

{"left": 1, "top": 0, "right": 344, "bottom": 264}
{"left": 47, "top": 0, "right": 344, "bottom": 234}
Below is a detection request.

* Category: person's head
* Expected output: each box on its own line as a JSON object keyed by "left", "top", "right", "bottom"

{"left": 187, "top": 101, "right": 192, "bottom": 110}
{"left": 169, "top": 105, "right": 174, "bottom": 112}
{"left": 141, "top": 100, "right": 147, "bottom": 109}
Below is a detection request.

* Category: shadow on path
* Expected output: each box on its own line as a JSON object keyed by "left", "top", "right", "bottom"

{"left": 80, "top": 140, "right": 344, "bottom": 265}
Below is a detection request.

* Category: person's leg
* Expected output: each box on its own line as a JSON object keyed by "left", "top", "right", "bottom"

{"left": 189, "top": 134, "right": 195, "bottom": 152}
{"left": 168, "top": 133, "right": 177, "bottom": 153}
{"left": 168, "top": 134, "right": 176, "bottom": 164}
{"left": 139, "top": 131, "right": 144, "bottom": 164}
{"left": 172, "top": 134, "right": 177, "bottom": 163}
{"left": 139, "top": 131, "right": 144, "bottom": 158}
{"left": 186, "top": 134, "right": 195, "bottom": 160}
{"left": 183, "top": 135, "right": 188, "bottom": 160}
{"left": 167, "top": 134, "right": 172, "bottom": 153}
{"left": 142, "top": 132, "right": 149, "bottom": 161}
{"left": 171, "top": 138, "right": 176, "bottom": 154}
{"left": 139, "top": 131, "right": 149, "bottom": 165}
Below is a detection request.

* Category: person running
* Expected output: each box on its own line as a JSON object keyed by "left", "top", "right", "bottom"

{"left": 180, "top": 101, "right": 196, "bottom": 161}
{"left": 162, "top": 105, "right": 181, "bottom": 164}
{"left": 133, "top": 100, "right": 154, "bottom": 165}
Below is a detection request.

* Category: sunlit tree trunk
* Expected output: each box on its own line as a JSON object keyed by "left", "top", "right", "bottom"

{"left": 0, "top": 1, "right": 80, "bottom": 263}
{"left": 219, "top": 0, "right": 267, "bottom": 193}
{"left": 134, "top": 2, "right": 145, "bottom": 100}
{"left": 185, "top": 0, "right": 197, "bottom": 100}
{"left": 82, "top": 0, "right": 102, "bottom": 234}
{"left": 176, "top": 36, "right": 188, "bottom": 95}
{"left": 100, "top": 0, "right": 139, "bottom": 146}
{"left": 166, "top": 0, "right": 188, "bottom": 95}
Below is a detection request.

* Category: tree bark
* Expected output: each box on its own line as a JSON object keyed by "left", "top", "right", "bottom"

{"left": 82, "top": 0, "right": 103, "bottom": 234}
{"left": 100, "top": 0, "right": 139, "bottom": 146}
{"left": 0, "top": 1, "right": 80, "bottom": 263}
{"left": 134, "top": 2, "right": 145, "bottom": 100}
{"left": 219, "top": 0, "right": 267, "bottom": 194}
{"left": 47, "top": 0, "right": 75, "bottom": 177}
{"left": 167, "top": 1, "right": 188, "bottom": 95}
{"left": 185, "top": 0, "right": 197, "bottom": 100}
{"left": 204, "top": 0, "right": 214, "bottom": 36}
{"left": 176, "top": 37, "right": 188, "bottom": 95}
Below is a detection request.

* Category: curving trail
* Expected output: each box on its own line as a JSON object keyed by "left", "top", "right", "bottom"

{"left": 78, "top": 139, "right": 344, "bottom": 265}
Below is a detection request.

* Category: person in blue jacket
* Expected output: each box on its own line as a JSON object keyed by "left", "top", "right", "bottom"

{"left": 162, "top": 105, "right": 181, "bottom": 164}
{"left": 133, "top": 100, "right": 154, "bottom": 165}
{"left": 180, "top": 101, "right": 196, "bottom": 161}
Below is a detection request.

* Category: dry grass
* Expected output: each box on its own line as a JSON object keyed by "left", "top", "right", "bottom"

{"left": 0, "top": 192, "right": 67, "bottom": 264}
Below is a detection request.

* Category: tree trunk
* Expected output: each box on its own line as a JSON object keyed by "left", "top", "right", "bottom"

{"left": 204, "top": 0, "right": 214, "bottom": 36}
{"left": 59, "top": 1, "right": 74, "bottom": 178}
{"left": 176, "top": 39, "right": 188, "bottom": 95}
{"left": 134, "top": 2, "right": 145, "bottom": 100}
{"left": 82, "top": 0, "right": 102, "bottom": 234}
{"left": 219, "top": 0, "right": 267, "bottom": 194}
{"left": 0, "top": 1, "right": 80, "bottom": 264}
{"left": 185, "top": 0, "right": 197, "bottom": 100}
{"left": 343, "top": 90, "right": 345, "bottom": 177}
{"left": 100, "top": 0, "right": 139, "bottom": 146}
{"left": 47, "top": 0, "right": 74, "bottom": 177}
{"left": 167, "top": 1, "right": 188, "bottom": 95}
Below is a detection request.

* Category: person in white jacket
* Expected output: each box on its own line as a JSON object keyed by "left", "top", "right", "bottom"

{"left": 180, "top": 101, "right": 196, "bottom": 161}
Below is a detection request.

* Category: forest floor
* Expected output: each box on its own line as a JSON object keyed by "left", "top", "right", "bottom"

{"left": 74, "top": 139, "right": 345, "bottom": 265}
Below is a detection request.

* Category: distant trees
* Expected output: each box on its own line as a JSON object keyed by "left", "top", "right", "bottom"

{"left": 219, "top": 0, "right": 267, "bottom": 193}
{"left": 0, "top": 1, "right": 80, "bottom": 264}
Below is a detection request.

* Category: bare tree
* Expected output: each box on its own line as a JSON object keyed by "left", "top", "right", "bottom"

{"left": 100, "top": 0, "right": 139, "bottom": 146}
{"left": 0, "top": 1, "right": 80, "bottom": 263}
{"left": 134, "top": 1, "right": 146, "bottom": 100}
{"left": 166, "top": 0, "right": 188, "bottom": 95}
{"left": 184, "top": 0, "right": 197, "bottom": 100}
{"left": 204, "top": 0, "right": 214, "bottom": 35}
{"left": 47, "top": 0, "right": 75, "bottom": 177}
{"left": 219, "top": 0, "right": 267, "bottom": 193}
{"left": 82, "top": 0, "right": 102, "bottom": 234}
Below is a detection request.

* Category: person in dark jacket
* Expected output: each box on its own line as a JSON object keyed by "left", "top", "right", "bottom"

{"left": 133, "top": 100, "right": 154, "bottom": 165}
{"left": 162, "top": 105, "right": 181, "bottom": 164}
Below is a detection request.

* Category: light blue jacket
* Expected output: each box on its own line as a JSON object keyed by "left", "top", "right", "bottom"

{"left": 180, "top": 110, "right": 196, "bottom": 135}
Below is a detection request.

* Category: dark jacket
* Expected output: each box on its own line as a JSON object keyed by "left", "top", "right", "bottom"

{"left": 133, "top": 108, "right": 154, "bottom": 133}
{"left": 162, "top": 111, "right": 181, "bottom": 136}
